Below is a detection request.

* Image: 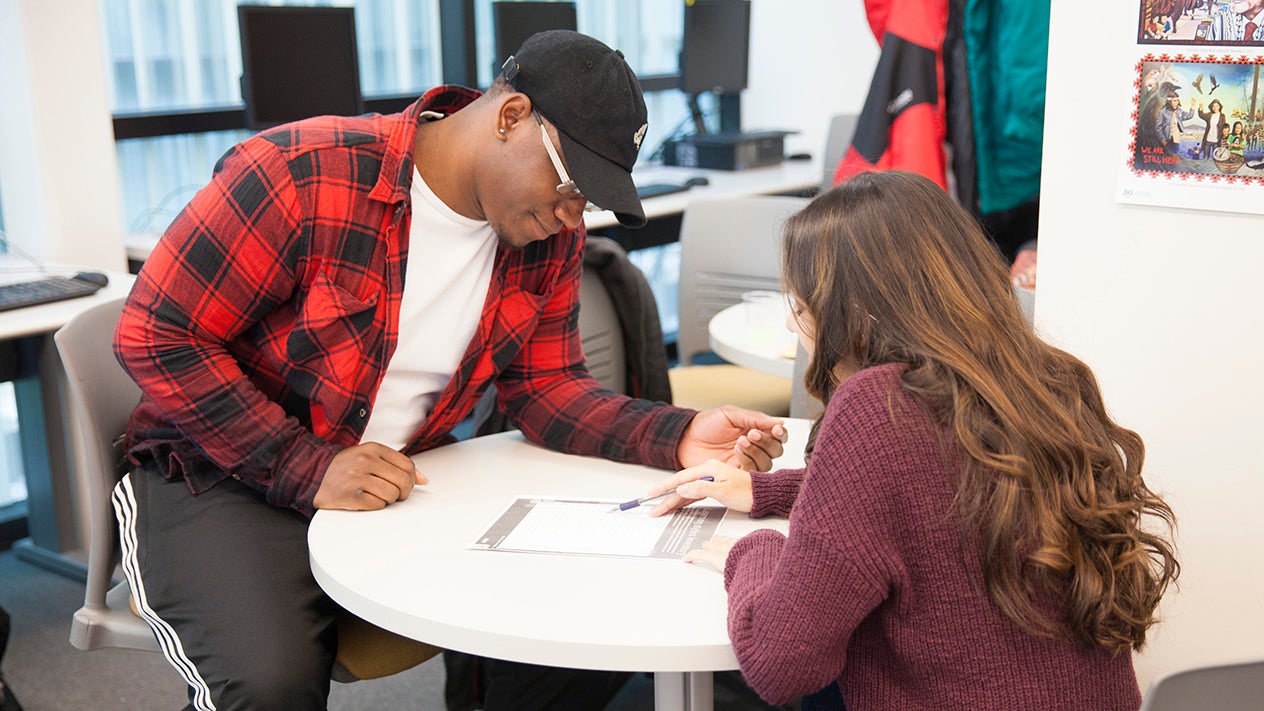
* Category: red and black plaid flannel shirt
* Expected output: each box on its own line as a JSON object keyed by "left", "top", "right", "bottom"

{"left": 115, "top": 86, "right": 693, "bottom": 517}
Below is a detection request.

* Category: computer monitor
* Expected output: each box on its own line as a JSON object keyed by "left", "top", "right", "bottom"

{"left": 238, "top": 6, "right": 363, "bottom": 130}
{"left": 492, "top": 1, "right": 578, "bottom": 72}
{"left": 679, "top": 0, "right": 751, "bottom": 95}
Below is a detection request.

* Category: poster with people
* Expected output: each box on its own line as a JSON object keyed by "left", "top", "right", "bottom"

{"left": 1139, "top": 0, "right": 1264, "bottom": 45}
{"left": 1119, "top": 55, "right": 1264, "bottom": 213}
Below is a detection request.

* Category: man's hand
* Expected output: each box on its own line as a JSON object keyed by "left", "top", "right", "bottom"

{"left": 677, "top": 406, "right": 787, "bottom": 472}
{"left": 313, "top": 443, "right": 428, "bottom": 511}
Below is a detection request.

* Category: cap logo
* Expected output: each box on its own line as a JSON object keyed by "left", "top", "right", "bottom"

{"left": 633, "top": 123, "right": 647, "bottom": 151}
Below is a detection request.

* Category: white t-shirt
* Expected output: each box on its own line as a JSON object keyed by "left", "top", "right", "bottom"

{"left": 359, "top": 165, "right": 496, "bottom": 450}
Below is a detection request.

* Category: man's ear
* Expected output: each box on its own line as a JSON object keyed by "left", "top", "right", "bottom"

{"left": 497, "top": 93, "right": 533, "bottom": 136}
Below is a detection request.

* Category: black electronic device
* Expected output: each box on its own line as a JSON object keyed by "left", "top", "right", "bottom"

{"left": 635, "top": 182, "right": 691, "bottom": 200}
{"left": 680, "top": 0, "right": 751, "bottom": 95}
{"left": 238, "top": 6, "right": 363, "bottom": 130}
{"left": 0, "top": 274, "right": 108, "bottom": 313}
{"left": 662, "top": 131, "right": 790, "bottom": 171}
{"left": 492, "top": 2, "right": 578, "bottom": 74}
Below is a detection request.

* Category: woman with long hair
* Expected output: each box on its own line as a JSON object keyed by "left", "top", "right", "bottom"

{"left": 646, "top": 171, "right": 1179, "bottom": 709}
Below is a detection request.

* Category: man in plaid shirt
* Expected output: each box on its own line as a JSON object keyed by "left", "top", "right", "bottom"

{"left": 111, "top": 31, "right": 786, "bottom": 711}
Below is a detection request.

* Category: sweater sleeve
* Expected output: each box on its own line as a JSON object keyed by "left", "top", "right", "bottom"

{"left": 748, "top": 467, "right": 805, "bottom": 518}
{"left": 723, "top": 527, "right": 886, "bottom": 705}
{"left": 720, "top": 364, "right": 909, "bottom": 705}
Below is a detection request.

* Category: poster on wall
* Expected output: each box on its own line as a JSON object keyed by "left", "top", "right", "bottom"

{"left": 1118, "top": 54, "right": 1264, "bottom": 214}
{"left": 1139, "top": 0, "right": 1264, "bottom": 45}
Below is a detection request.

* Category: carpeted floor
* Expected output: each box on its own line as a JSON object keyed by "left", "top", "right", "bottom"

{"left": 0, "top": 547, "right": 447, "bottom": 710}
{"left": 0, "top": 546, "right": 782, "bottom": 711}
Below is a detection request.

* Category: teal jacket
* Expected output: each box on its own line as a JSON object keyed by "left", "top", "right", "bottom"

{"left": 964, "top": 0, "right": 1050, "bottom": 214}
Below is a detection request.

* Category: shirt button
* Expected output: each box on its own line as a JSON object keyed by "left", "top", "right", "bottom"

{"left": 359, "top": 408, "right": 367, "bottom": 418}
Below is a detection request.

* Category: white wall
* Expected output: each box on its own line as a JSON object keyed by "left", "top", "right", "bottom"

{"left": 1040, "top": 2, "right": 1264, "bottom": 687}
{"left": 744, "top": 0, "right": 877, "bottom": 160}
{"left": 0, "top": 0, "right": 126, "bottom": 271}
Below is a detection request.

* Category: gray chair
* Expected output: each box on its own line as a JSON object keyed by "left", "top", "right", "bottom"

{"left": 577, "top": 262, "right": 627, "bottom": 394}
{"left": 1014, "top": 283, "right": 1035, "bottom": 325}
{"left": 1138, "top": 658, "right": 1264, "bottom": 711}
{"left": 670, "top": 195, "right": 809, "bottom": 416}
{"left": 56, "top": 297, "right": 437, "bottom": 681}
{"left": 820, "top": 113, "right": 860, "bottom": 191}
{"left": 57, "top": 298, "right": 155, "bottom": 653}
{"left": 789, "top": 344, "right": 823, "bottom": 420}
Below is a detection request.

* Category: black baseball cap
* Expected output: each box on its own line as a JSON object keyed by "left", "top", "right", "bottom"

{"left": 502, "top": 30, "right": 649, "bottom": 228}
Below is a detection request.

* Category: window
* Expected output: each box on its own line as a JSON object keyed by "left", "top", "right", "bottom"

{"left": 102, "top": 0, "right": 443, "bottom": 232}
{"left": 474, "top": 0, "right": 692, "bottom": 162}
{"left": 104, "top": 0, "right": 699, "bottom": 233}
{"left": 0, "top": 382, "right": 22, "bottom": 510}
{"left": 0, "top": 200, "right": 27, "bottom": 513}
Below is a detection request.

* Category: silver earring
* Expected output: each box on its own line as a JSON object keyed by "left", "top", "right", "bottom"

{"left": 498, "top": 128, "right": 506, "bottom": 136}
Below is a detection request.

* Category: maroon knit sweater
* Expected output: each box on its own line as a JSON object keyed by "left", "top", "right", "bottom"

{"left": 724, "top": 363, "right": 1142, "bottom": 709}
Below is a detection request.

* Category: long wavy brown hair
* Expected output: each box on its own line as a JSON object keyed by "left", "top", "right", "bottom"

{"left": 781, "top": 171, "right": 1178, "bottom": 654}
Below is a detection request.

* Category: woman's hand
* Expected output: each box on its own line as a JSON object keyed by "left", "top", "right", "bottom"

{"left": 644, "top": 460, "right": 753, "bottom": 517}
{"left": 683, "top": 535, "right": 739, "bottom": 573}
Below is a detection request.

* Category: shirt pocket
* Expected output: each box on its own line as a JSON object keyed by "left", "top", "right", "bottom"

{"left": 286, "top": 268, "right": 379, "bottom": 393}
{"left": 485, "top": 285, "right": 551, "bottom": 373}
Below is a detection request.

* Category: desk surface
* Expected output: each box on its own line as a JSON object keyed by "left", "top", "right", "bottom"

{"left": 126, "top": 160, "right": 821, "bottom": 261}
{"left": 0, "top": 257, "right": 136, "bottom": 340}
{"left": 1, "top": 255, "right": 136, "bottom": 579}
{"left": 707, "top": 301, "right": 798, "bottom": 380}
{"left": 309, "top": 419, "right": 810, "bottom": 673}
{"left": 585, "top": 160, "right": 820, "bottom": 231}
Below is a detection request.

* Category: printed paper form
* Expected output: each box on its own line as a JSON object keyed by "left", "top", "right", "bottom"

{"left": 471, "top": 497, "right": 726, "bottom": 559}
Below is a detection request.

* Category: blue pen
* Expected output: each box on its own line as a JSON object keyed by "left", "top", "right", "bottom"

{"left": 610, "top": 476, "right": 715, "bottom": 512}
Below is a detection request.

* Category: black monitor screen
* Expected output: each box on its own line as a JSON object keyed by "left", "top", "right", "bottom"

{"left": 493, "top": 1, "right": 578, "bottom": 69}
{"left": 680, "top": 0, "right": 751, "bottom": 94}
{"left": 238, "top": 6, "right": 363, "bottom": 129}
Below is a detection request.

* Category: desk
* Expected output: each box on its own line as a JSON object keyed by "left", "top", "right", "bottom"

{"left": 309, "top": 419, "right": 810, "bottom": 711}
{"left": 586, "top": 160, "right": 820, "bottom": 232}
{"left": 1, "top": 257, "right": 136, "bottom": 578}
{"left": 707, "top": 301, "right": 797, "bottom": 380}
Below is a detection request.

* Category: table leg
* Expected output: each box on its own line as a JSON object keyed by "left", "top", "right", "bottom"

{"left": 10, "top": 335, "right": 88, "bottom": 580}
{"left": 653, "top": 671, "right": 713, "bottom": 711}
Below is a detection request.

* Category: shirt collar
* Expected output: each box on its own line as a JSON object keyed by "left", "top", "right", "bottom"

{"left": 371, "top": 85, "right": 482, "bottom": 205}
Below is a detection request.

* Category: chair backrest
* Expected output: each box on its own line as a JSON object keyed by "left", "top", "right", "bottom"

{"left": 1138, "top": 659, "right": 1264, "bottom": 711}
{"left": 789, "top": 343, "right": 823, "bottom": 420}
{"left": 1014, "top": 283, "right": 1035, "bottom": 325}
{"left": 55, "top": 297, "right": 157, "bottom": 652}
{"left": 676, "top": 195, "right": 809, "bottom": 366}
{"left": 55, "top": 298, "right": 448, "bottom": 680}
{"left": 577, "top": 266, "right": 627, "bottom": 394}
{"left": 821, "top": 113, "right": 859, "bottom": 191}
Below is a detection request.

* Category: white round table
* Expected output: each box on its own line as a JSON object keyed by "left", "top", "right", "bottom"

{"left": 706, "top": 301, "right": 798, "bottom": 379}
{"left": 309, "top": 420, "right": 809, "bottom": 711}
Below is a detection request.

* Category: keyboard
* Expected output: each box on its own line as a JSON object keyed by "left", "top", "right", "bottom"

{"left": 635, "top": 182, "right": 691, "bottom": 199}
{"left": 0, "top": 274, "right": 107, "bottom": 312}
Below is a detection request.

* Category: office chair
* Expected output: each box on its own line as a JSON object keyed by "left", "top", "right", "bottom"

{"left": 578, "top": 253, "right": 628, "bottom": 395}
{"left": 1014, "top": 283, "right": 1035, "bottom": 325}
{"left": 56, "top": 297, "right": 438, "bottom": 683}
{"left": 1138, "top": 658, "right": 1264, "bottom": 711}
{"left": 670, "top": 196, "right": 809, "bottom": 416}
{"left": 789, "top": 344, "right": 823, "bottom": 420}
{"left": 821, "top": 113, "right": 860, "bottom": 191}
